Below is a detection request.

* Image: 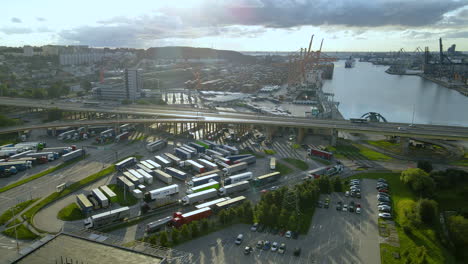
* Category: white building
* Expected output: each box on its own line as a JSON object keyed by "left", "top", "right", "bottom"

{"left": 23, "top": 46, "right": 33, "bottom": 56}
{"left": 59, "top": 53, "right": 103, "bottom": 65}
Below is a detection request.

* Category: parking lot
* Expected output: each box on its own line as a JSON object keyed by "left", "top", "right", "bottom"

{"left": 176, "top": 179, "right": 381, "bottom": 264}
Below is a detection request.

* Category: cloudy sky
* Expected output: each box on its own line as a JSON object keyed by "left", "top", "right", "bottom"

{"left": 1, "top": 0, "right": 467, "bottom": 51}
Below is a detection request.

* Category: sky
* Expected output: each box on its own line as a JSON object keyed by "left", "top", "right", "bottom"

{"left": 1, "top": 0, "right": 468, "bottom": 52}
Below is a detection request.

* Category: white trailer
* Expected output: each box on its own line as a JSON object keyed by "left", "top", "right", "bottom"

{"left": 127, "top": 169, "right": 144, "bottom": 184}
{"left": 218, "top": 181, "right": 250, "bottom": 196}
{"left": 181, "top": 188, "right": 218, "bottom": 205}
{"left": 182, "top": 144, "right": 198, "bottom": 154}
{"left": 224, "top": 172, "right": 253, "bottom": 185}
{"left": 136, "top": 163, "right": 155, "bottom": 176}
{"left": 198, "top": 159, "right": 218, "bottom": 170}
{"left": 154, "top": 169, "right": 172, "bottom": 184}
{"left": 148, "top": 184, "right": 179, "bottom": 200}
{"left": 146, "top": 216, "right": 172, "bottom": 233}
{"left": 123, "top": 171, "right": 139, "bottom": 185}
{"left": 145, "top": 160, "right": 162, "bottom": 170}
{"left": 92, "top": 188, "right": 109, "bottom": 208}
{"left": 136, "top": 169, "right": 154, "bottom": 184}
{"left": 185, "top": 160, "right": 205, "bottom": 174}
{"left": 223, "top": 162, "right": 247, "bottom": 176}
{"left": 141, "top": 160, "right": 157, "bottom": 170}
{"left": 164, "top": 153, "right": 181, "bottom": 166}
{"left": 84, "top": 206, "right": 130, "bottom": 229}
{"left": 155, "top": 155, "right": 171, "bottom": 167}
{"left": 117, "top": 176, "right": 135, "bottom": 191}
{"left": 195, "top": 197, "right": 230, "bottom": 209}
{"left": 221, "top": 145, "right": 239, "bottom": 155}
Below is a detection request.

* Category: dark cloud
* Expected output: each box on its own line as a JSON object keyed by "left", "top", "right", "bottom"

{"left": 11, "top": 17, "right": 22, "bottom": 23}
{"left": 58, "top": 0, "right": 468, "bottom": 47}
{"left": 0, "top": 27, "right": 32, "bottom": 35}
{"left": 36, "top": 17, "right": 46, "bottom": 22}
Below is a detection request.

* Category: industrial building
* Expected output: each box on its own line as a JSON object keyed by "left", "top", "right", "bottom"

{"left": 92, "top": 68, "right": 143, "bottom": 101}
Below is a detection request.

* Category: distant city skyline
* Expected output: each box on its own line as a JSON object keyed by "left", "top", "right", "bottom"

{"left": 1, "top": 0, "right": 467, "bottom": 52}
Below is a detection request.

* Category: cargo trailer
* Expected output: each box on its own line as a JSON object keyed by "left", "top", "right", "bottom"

{"left": 213, "top": 196, "right": 246, "bottom": 212}
{"left": 146, "top": 216, "right": 172, "bottom": 233}
{"left": 62, "top": 149, "right": 84, "bottom": 162}
{"left": 147, "top": 184, "right": 179, "bottom": 200}
{"left": 164, "top": 153, "right": 181, "bottom": 166}
{"left": 195, "top": 197, "right": 230, "bottom": 210}
{"left": 214, "top": 147, "right": 230, "bottom": 157}
{"left": 92, "top": 188, "right": 109, "bottom": 208}
{"left": 187, "top": 181, "right": 220, "bottom": 194}
{"left": 84, "top": 206, "right": 130, "bottom": 229}
{"left": 188, "top": 142, "right": 206, "bottom": 153}
{"left": 222, "top": 162, "right": 247, "bottom": 176}
{"left": 76, "top": 194, "right": 93, "bottom": 214}
{"left": 218, "top": 181, "right": 250, "bottom": 196}
{"left": 194, "top": 169, "right": 222, "bottom": 178}
{"left": 235, "top": 155, "right": 256, "bottom": 165}
{"left": 165, "top": 167, "right": 188, "bottom": 181}
{"left": 127, "top": 169, "right": 145, "bottom": 184}
{"left": 185, "top": 160, "right": 205, "bottom": 174}
{"left": 224, "top": 172, "right": 253, "bottom": 185}
{"left": 99, "top": 185, "right": 117, "bottom": 203}
{"left": 198, "top": 159, "right": 218, "bottom": 170}
{"left": 180, "top": 146, "right": 196, "bottom": 156}
{"left": 144, "top": 160, "right": 162, "bottom": 170}
{"left": 123, "top": 171, "right": 140, "bottom": 185}
{"left": 132, "top": 189, "right": 144, "bottom": 199}
{"left": 115, "top": 157, "right": 137, "bottom": 171}
{"left": 187, "top": 173, "right": 220, "bottom": 188}
{"left": 221, "top": 145, "right": 239, "bottom": 155}
{"left": 214, "top": 155, "right": 231, "bottom": 165}
{"left": 141, "top": 197, "right": 178, "bottom": 213}
{"left": 154, "top": 169, "right": 172, "bottom": 184}
{"left": 206, "top": 149, "right": 223, "bottom": 157}
{"left": 174, "top": 148, "right": 191, "bottom": 159}
{"left": 253, "top": 172, "right": 281, "bottom": 187}
{"left": 199, "top": 153, "right": 213, "bottom": 162}
{"left": 146, "top": 140, "right": 167, "bottom": 152}
{"left": 136, "top": 169, "right": 154, "bottom": 184}
{"left": 181, "top": 188, "right": 218, "bottom": 205}
{"left": 136, "top": 163, "right": 155, "bottom": 176}
{"left": 117, "top": 176, "right": 135, "bottom": 191}
{"left": 270, "top": 157, "right": 276, "bottom": 170}
{"left": 171, "top": 207, "right": 212, "bottom": 228}
{"left": 182, "top": 144, "right": 198, "bottom": 154}
{"left": 155, "top": 155, "right": 171, "bottom": 167}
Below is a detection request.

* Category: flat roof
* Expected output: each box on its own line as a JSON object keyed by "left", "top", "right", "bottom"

{"left": 14, "top": 233, "right": 165, "bottom": 264}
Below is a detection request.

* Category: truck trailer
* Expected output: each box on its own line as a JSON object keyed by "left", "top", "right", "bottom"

{"left": 146, "top": 216, "right": 172, "bottom": 233}
{"left": 187, "top": 174, "right": 220, "bottom": 188}
{"left": 147, "top": 184, "right": 179, "bottom": 200}
{"left": 117, "top": 176, "right": 135, "bottom": 191}
{"left": 136, "top": 169, "right": 154, "bottom": 184}
{"left": 224, "top": 172, "right": 253, "bottom": 185}
{"left": 115, "top": 157, "right": 137, "bottom": 171}
{"left": 174, "top": 148, "right": 191, "bottom": 159}
{"left": 92, "top": 188, "right": 109, "bottom": 208}
{"left": 164, "top": 153, "right": 181, "bottom": 166}
{"left": 234, "top": 155, "right": 256, "bottom": 165}
{"left": 197, "top": 159, "right": 218, "bottom": 170}
{"left": 222, "top": 162, "right": 247, "bottom": 176}
{"left": 218, "top": 181, "right": 250, "bottom": 196}
{"left": 253, "top": 172, "right": 281, "bottom": 187}
{"left": 84, "top": 206, "right": 130, "bottom": 229}
{"left": 147, "top": 140, "right": 167, "bottom": 152}
{"left": 76, "top": 194, "right": 93, "bottom": 214}
{"left": 187, "top": 181, "right": 220, "bottom": 194}
{"left": 99, "top": 185, "right": 117, "bottom": 203}
{"left": 154, "top": 169, "right": 172, "bottom": 184}
{"left": 155, "top": 155, "right": 171, "bottom": 167}
{"left": 188, "top": 142, "right": 206, "bottom": 153}
{"left": 184, "top": 160, "right": 205, "bottom": 174}
{"left": 181, "top": 188, "right": 218, "bottom": 205}
{"left": 171, "top": 207, "right": 212, "bottom": 228}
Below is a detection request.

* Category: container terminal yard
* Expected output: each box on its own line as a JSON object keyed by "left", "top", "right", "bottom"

{"left": 0, "top": 34, "right": 467, "bottom": 264}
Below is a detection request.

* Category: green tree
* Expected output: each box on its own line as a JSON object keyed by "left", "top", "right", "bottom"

{"left": 268, "top": 204, "right": 280, "bottom": 227}
{"left": 278, "top": 208, "right": 289, "bottom": 228}
{"left": 159, "top": 230, "right": 169, "bottom": 247}
{"left": 417, "top": 161, "right": 433, "bottom": 173}
{"left": 81, "top": 80, "right": 92, "bottom": 92}
{"left": 400, "top": 168, "right": 435, "bottom": 197}
{"left": 287, "top": 214, "right": 298, "bottom": 231}
{"left": 218, "top": 209, "right": 227, "bottom": 225}
{"left": 317, "top": 175, "right": 331, "bottom": 194}
{"left": 331, "top": 176, "right": 343, "bottom": 192}
{"left": 401, "top": 168, "right": 428, "bottom": 184}
{"left": 32, "top": 88, "right": 46, "bottom": 99}
{"left": 242, "top": 201, "right": 254, "bottom": 223}
{"left": 190, "top": 221, "right": 200, "bottom": 238}
{"left": 180, "top": 224, "right": 191, "bottom": 239}
{"left": 171, "top": 228, "right": 180, "bottom": 244}
{"left": 200, "top": 219, "right": 209, "bottom": 232}
{"left": 47, "top": 83, "right": 62, "bottom": 98}
{"left": 447, "top": 215, "right": 468, "bottom": 259}
{"left": 417, "top": 199, "right": 438, "bottom": 224}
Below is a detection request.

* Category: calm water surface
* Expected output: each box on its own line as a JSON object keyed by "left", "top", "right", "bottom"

{"left": 323, "top": 61, "right": 468, "bottom": 126}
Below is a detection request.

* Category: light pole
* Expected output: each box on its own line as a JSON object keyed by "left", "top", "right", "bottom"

{"left": 411, "top": 104, "right": 416, "bottom": 126}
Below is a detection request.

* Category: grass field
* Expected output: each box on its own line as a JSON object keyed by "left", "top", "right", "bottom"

{"left": 450, "top": 152, "right": 468, "bottom": 166}
{"left": 263, "top": 149, "right": 276, "bottom": 155}
{"left": 108, "top": 184, "right": 138, "bottom": 206}
{"left": 276, "top": 162, "right": 293, "bottom": 176}
{"left": 2, "top": 219, "right": 38, "bottom": 240}
{"left": 351, "top": 172, "right": 455, "bottom": 264}
{"left": 282, "top": 158, "right": 309, "bottom": 171}
{"left": 57, "top": 203, "right": 85, "bottom": 221}
{"left": 328, "top": 142, "right": 392, "bottom": 161}
{"left": 0, "top": 155, "right": 87, "bottom": 194}
{"left": 0, "top": 199, "right": 39, "bottom": 225}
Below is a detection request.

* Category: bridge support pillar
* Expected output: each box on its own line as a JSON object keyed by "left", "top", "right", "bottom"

{"left": 330, "top": 129, "right": 338, "bottom": 147}
{"left": 297, "top": 128, "right": 305, "bottom": 144}
{"left": 400, "top": 137, "right": 409, "bottom": 154}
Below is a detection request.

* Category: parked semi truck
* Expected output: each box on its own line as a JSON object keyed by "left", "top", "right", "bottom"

{"left": 222, "top": 162, "right": 247, "bottom": 176}
{"left": 187, "top": 181, "right": 220, "bottom": 194}
{"left": 181, "top": 188, "right": 218, "bottom": 205}
{"left": 224, "top": 172, "right": 253, "bottom": 185}
{"left": 99, "top": 185, "right": 117, "bottom": 203}
{"left": 136, "top": 164, "right": 155, "bottom": 176}
{"left": 218, "top": 181, "right": 250, "bottom": 196}
{"left": 146, "top": 216, "right": 172, "bottom": 233}
{"left": 253, "top": 172, "right": 281, "bottom": 187}
{"left": 146, "top": 140, "right": 167, "bottom": 152}
{"left": 235, "top": 155, "right": 256, "bottom": 165}
{"left": 187, "top": 173, "right": 220, "bottom": 188}
{"left": 198, "top": 159, "right": 218, "bottom": 170}
{"left": 165, "top": 167, "right": 188, "bottom": 181}
{"left": 62, "top": 149, "right": 84, "bottom": 161}
{"left": 164, "top": 153, "right": 181, "bottom": 166}
{"left": 84, "top": 206, "right": 130, "bottom": 229}
{"left": 184, "top": 160, "right": 205, "bottom": 174}
{"left": 308, "top": 147, "right": 333, "bottom": 160}
{"left": 188, "top": 142, "right": 206, "bottom": 153}
{"left": 141, "top": 196, "right": 178, "bottom": 213}
{"left": 270, "top": 157, "right": 276, "bottom": 170}
{"left": 170, "top": 207, "right": 212, "bottom": 228}
{"left": 182, "top": 144, "right": 198, "bottom": 154}
{"left": 195, "top": 197, "right": 230, "bottom": 210}
{"left": 127, "top": 169, "right": 145, "bottom": 184}
{"left": 194, "top": 169, "right": 222, "bottom": 178}
{"left": 214, "top": 147, "right": 230, "bottom": 157}
{"left": 147, "top": 184, "right": 179, "bottom": 200}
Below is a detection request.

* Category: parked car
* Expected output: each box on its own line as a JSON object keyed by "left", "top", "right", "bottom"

{"left": 349, "top": 201, "right": 355, "bottom": 212}
{"left": 356, "top": 192, "right": 361, "bottom": 198}
{"left": 377, "top": 178, "right": 387, "bottom": 183}
{"left": 345, "top": 191, "right": 350, "bottom": 197}
{"left": 293, "top": 247, "right": 301, "bottom": 256}
{"left": 271, "top": 242, "right": 279, "bottom": 252}
{"left": 356, "top": 207, "right": 361, "bottom": 214}
{"left": 235, "top": 234, "right": 243, "bottom": 245}
{"left": 378, "top": 197, "right": 391, "bottom": 202}
{"left": 278, "top": 243, "right": 286, "bottom": 254}
{"left": 256, "top": 240, "right": 264, "bottom": 249}
{"left": 379, "top": 213, "right": 392, "bottom": 219}
{"left": 317, "top": 201, "right": 323, "bottom": 208}
{"left": 378, "top": 189, "right": 389, "bottom": 193}
{"left": 263, "top": 241, "right": 271, "bottom": 250}
{"left": 244, "top": 246, "right": 253, "bottom": 255}
{"left": 342, "top": 204, "right": 348, "bottom": 212}
{"left": 285, "top": 230, "right": 292, "bottom": 238}
{"left": 378, "top": 202, "right": 391, "bottom": 207}
{"left": 378, "top": 193, "right": 391, "bottom": 198}
{"left": 250, "top": 223, "right": 259, "bottom": 232}
{"left": 336, "top": 202, "right": 342, "bottom": 211}
{"left": 291, "top": 231, "right": 299, "bottom": 239}
{"left": 324, "top": 202, "right": 329, "bottom": 209}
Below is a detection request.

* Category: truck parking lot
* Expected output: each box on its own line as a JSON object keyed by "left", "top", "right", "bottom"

{"left": 176, "top": 179, "right": 381, "bottom": 264}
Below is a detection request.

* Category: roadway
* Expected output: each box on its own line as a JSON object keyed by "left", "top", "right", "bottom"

{"left": 1, "top": 97, "right": 468, "bottom": 140}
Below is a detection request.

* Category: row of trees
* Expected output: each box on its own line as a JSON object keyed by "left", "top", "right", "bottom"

{"left": 0, "top": 82, "right": 71, "bottom": 99}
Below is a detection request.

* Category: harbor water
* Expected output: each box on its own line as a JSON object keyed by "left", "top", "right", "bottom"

{"left": 323, "top": 61, "right": 468, "bottom": 126}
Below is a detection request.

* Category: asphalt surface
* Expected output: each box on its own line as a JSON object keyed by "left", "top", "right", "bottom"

{"left": 175, "top": 179, "right": 381, "bottom": 264}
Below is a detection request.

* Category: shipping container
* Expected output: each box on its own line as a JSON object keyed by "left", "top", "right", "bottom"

{"left": 164, "top": 153, "right": 181, "bottom": 166}
{"left": 99, "top": 185, "right": 117, "bottom": 203}
{"left": 87, "top": 196, "right": 100, "bottom": 210}
{"left": 136, "top": 169, "right": 154, "bottom": 184}
{"left": 165, "top": 167, "right": 188, "bottom": 181}
{"left": 174, "top": 148, "right": 191, "bottom": 159}
{"left": 154, "top": 169, "right": 172, "bottom": 184}
{"left": 155, "top": 155, "right": 171, "bottom": 167}
{"left": 224, "top": 172, "right": 253, "bottom": 185}
{"left": 76, "top": 194, "right": 93, "bottom": 214}
{"left": 92, "top": 188, "right": 109, "bottom": 208}
{"left": 117, "top": 176, "right": 135, "bottom": 191}
{"left": 136, "top": 163, "right": 155, "bottom": 176}
{"left": 115, "top": 157, "right": 137, "bottom": 171}
{"left": 185, "top": 160, "right": 205, "bottom": 174}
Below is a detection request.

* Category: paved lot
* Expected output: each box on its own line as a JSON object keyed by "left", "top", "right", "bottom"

{"left": 176, "top": 179, "right": 381, "bottom": 264}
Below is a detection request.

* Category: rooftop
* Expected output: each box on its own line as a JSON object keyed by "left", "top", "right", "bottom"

{"left": 13, "top": 233, "right": 165, "bottom": 264}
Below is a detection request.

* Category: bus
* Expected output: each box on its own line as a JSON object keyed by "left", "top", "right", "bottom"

{"left": 350, "top": 118, "right": 368, "bottom": 124}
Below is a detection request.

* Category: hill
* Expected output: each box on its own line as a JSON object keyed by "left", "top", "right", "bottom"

{"left": 145, "top": 46, "right": 256, "bottom": 63}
